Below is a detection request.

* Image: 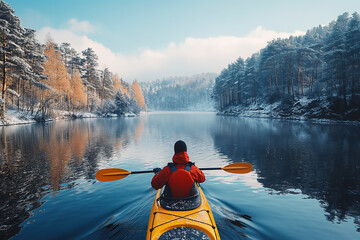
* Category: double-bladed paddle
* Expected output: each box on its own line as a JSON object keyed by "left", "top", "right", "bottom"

{"left": 96, "top": 162, "right": 252, "bottom": 182}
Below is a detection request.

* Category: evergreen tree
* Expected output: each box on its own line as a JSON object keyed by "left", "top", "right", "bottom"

{"left": 21, "top": 28, "right": 48, "bottom": 111}
{"left": 323, "top": 13, "right": 349, "bottom": 106}
{"left": 245, "top": 53, "right": 259, "bottom": 104}
{"left": 345, "top": 12, "right": 360, "bottom": 104}
{"left": 114, "top": 90, "right": 130, "bottom": 115}
{"left": 100, "top": 67, "right": 115, "bottom": 103}
{"left": 82, "top": 48, "right": 100, "bottom": 110}
{"left": 0, "top": 0, "right": 29, "bottom": 117}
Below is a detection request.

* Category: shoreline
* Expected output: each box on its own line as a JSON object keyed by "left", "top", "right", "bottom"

{"left": 217, "top": 101, "right": 360, "bottom": 126}
{"left": 217, "top": 112, "right": 360, "bottom": 126}
{"left": 2, "top": 108, "right": 359, "bottom": 127}
{"left": 0, "top": 110, "right": 137, "bottom": 127}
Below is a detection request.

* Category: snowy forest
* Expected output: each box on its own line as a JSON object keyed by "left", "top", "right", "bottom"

{"left": 140, "top": 73, "right": 216, "bottom": 111}
{"left": 2, "top": 0, "right": 360, "bottom": 123}
{"left": 212, "top": 12, "right": 360, "bottom": 121}
{"left": 0, "top": 1, "right": 146, "bottom": 123}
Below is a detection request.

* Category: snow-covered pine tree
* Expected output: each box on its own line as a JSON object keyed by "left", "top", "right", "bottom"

{"left": 60, "top": 43, "right": 72, "bottom": 72}
{"left": 345, "top": 12, "right": 360, "bottom": 105}
{"left": 245, "top": 53, "right": 259, "bottom": 104}
{"left": 100, "top": 67, "right": 115, "bottom": 104}
{"left": 82, "top": 48, "right": 100, "bottom": 110}
{"left": 114, "top": 90, "right": 130, "bottom": 115}
{"left": 0, "top": 0, "right": 30, "bottom": 117}
{"left": 322, "top": 13, "right": 350, "bottom": 106}
{"left": 21, "top": 28, "right": 48, "bottom": 112}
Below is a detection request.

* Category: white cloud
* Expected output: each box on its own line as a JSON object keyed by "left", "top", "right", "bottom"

{"left": 67, "top": 18, "right": 96, "bottom": 34}
{"left": 36, "top": 24, "right": 305, "bottom": 82}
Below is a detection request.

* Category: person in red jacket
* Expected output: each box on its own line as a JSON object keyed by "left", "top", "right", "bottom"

{"left": 151, "top": 140, "right": 205, "bottom": 198}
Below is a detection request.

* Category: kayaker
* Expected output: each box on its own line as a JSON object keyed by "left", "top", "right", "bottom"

{"left": 151, "top": 140, "right": 205, "bottom": 198}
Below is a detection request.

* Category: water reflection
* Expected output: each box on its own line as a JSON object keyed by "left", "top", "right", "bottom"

{"left": 0, "top": 118, "right": 144, "bottom": 239}
{"left": 1, "top": 113, "right": 360, "bottom": 239}
{"left": 211, "top": 116, "right": 360, "bottom": 231}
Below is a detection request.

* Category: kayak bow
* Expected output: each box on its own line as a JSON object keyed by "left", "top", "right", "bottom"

{"left": 146, "top": 183, "right": 220, "bottom": 240}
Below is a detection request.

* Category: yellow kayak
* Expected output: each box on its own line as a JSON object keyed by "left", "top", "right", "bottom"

{"left": 146, "top": 183, "right": 220, "bottom": 240}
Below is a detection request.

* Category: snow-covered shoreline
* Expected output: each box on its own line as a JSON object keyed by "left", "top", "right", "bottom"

{"left": 0, "top": 109, "right": 137, "bottom": 127}
{"left": 218, "top": 99, "right": 360, "bottom": 125}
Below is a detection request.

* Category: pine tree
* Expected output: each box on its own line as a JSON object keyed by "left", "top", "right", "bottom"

{"left": 245, "top": 53, "right": 259, "bottom": 104}
{"left": 21, "top": 28, "right": 48, "bottom": 112}
{"left": 114, "top": 90, "right": 130, "bottom": 115}
{"left": 323, "top": 13, "right": 350, "bottom": 106}
{"left": 0, "top": 0, "right": 30, "bottom": 117}
{"left": 60, "top": 43, "right": 72, "bottom": 72}
{"left": 82, "top": 48, "right": 100, "bottom": 110}
{"left": 345, "top": 12, "right": 360, "bottom": 104}
{"left": 100, "top": 67, "right": 115, "bottom": 104}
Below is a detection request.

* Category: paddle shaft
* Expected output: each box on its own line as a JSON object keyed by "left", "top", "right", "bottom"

{"left": 104, "top": 168, "right": 224, "bottom": 176}
{"left": 199, "top": 167, "right": 221, "bottom": 171}
{"left": 133, "top": 168, "right": 222, "bottom": 174}
{"left": 131, "top": 170, "right": 155, "bottom": 174}
{"left": 133, "top": 167, "right": 239, "bottom": 173}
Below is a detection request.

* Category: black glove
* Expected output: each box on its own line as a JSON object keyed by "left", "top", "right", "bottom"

{"left": 153, "top": 168, "right": 161, "bottom": 174}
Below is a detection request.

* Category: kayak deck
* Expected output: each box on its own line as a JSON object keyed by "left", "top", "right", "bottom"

{"left": 146, "top": 183, "right": 220, "bottom": 240}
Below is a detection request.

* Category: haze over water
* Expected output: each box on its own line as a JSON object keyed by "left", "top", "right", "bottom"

{"left": 0, "top": 112, "right": 359, "bottom": 239}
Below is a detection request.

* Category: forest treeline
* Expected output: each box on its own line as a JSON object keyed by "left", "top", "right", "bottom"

{"left": 212, "top": 12, "right": 360, "bottom": 121}
{"left": 140, "top": 73, "right": 216, "bottom": 111}
{"left": 0, "top": 1, "right": 146, "bottom": 121}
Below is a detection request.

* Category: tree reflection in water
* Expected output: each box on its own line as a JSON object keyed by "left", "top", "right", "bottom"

{"left": 0, "top": 118, "right": 144, "bottom": 239}
{"left": 211, "top": 116, "right": 360, "bottom": 232}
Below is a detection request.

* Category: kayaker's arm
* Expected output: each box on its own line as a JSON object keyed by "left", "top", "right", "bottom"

{"left": 151, "top": 166, "right": 171, "bottom": 190}
{"left": 190, "top": 165, "right": 206, "bottom": 183}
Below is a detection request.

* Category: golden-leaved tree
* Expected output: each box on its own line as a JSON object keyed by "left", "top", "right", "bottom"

{"left": 131, "top": 80, "right": 146, "bottom": 110}
{"left": 43, "top": 40, "right": 71, "bottom": 110}
{"left": 113, "top": 74, "right": 131, "bottom": 97}
{"left": 69, "top": 70, "right": 86, "bottom": 111}
{"left": 113, "top": 74, "right": 122, "bottom": 91}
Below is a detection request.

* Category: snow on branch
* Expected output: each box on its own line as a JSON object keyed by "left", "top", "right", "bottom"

{"left": 32, "top": 80, "right": 51, "bottom": 90}
{"left": 6, "top": 88, "right": 20, "bottom": 97}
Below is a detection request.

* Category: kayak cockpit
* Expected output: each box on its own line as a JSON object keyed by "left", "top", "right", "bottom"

{"left": 158, "top": 227, "right": 211, "bottom": 240}
{"left": 158, "top": 184, "right": 201, "bottom": 211}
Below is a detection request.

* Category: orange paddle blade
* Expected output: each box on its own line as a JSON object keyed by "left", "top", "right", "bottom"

{"left": 222, "top": 162, "right": 252, "bottom": 174}
{"left": 96, "top": 168, "right": 131, "bottom": 182}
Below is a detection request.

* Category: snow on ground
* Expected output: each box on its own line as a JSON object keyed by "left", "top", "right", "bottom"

{"left": 219, "top": 99, "right": 360, "bottom": 125}
{"left": 0, "top": 109, "right": 137, "bottom": 126}
{"left": 0, "top": 109, "right": 37, "bottom": 126}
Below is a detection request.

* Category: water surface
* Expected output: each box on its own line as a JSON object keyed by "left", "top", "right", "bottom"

{"left": 0, "top": 112, "right": 359, "bottom": 239}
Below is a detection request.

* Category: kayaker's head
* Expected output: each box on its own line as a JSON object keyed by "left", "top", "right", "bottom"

{"left": 174, "top": 140, "right": 187, "bottom": 154}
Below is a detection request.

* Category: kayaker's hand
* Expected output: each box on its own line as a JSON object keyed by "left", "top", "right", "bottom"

{"left": 153, "top": 168, "right": 161, "bottom": 174}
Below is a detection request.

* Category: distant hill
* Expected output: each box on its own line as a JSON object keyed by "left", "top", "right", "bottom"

{"left": 140, "top": 73, "right": 217, "bottom": 111}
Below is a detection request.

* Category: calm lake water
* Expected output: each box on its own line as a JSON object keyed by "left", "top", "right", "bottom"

{"left": 0, "top": 112, "right": 359, "bottom": 240}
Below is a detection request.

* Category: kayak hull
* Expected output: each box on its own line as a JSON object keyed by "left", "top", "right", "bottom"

{"left": 146, "top": 183, "right": 220, "bottom": 240}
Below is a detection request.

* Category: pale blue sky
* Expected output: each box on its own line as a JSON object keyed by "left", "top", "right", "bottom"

{"left": 7, "top": 0, "right": 359, "bottom": 53}
{"left": 5, "top": 0, "right": 360, "bottom": 81}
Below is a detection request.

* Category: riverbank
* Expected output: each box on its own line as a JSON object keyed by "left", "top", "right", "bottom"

{"left": 0, "top": 109, "right": 137, "bottom": 126}
{"left": 218, "top": 97, "right": 360, "bottom": 125}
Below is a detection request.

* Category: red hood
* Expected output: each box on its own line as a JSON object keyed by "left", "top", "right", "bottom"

{"left": 172, "top": 151, "right": 189, "bottom": 164}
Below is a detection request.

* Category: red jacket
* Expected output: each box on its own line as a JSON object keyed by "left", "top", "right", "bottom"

{"left": 151, "top": 152, "right": 206, "bottom": 191}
